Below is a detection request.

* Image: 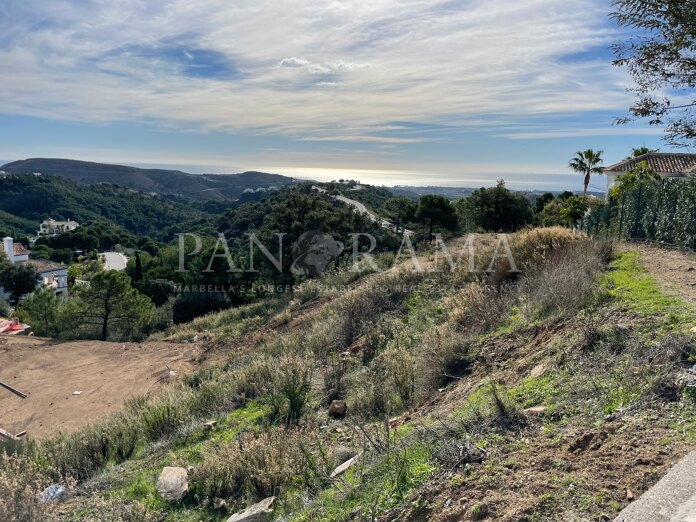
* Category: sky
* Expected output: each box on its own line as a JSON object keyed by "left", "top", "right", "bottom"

{"left": 0, "top": 0, "right": 691, "bottom": 191}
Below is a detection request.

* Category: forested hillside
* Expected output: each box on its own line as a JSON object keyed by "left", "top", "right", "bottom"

{"left": 0, "top": 174, "right": 214, "bottom": 239}
{"left": 1, "top": 159, "right": 293, "bottom": 201}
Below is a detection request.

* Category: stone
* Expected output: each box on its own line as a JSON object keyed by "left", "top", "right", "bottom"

{"left": 330, "top": 454, "right": 360, "bottom": 478}
{"left": 156, "top": 466, "right": 189, "bottom": 501}
{"left": 328, "top": 400, "right": 347, "bottom": 418}
{"left": 530, "top": 363, "right": 546, "bottom": 378}
{"left": 227, "top": 496, "right": 275, "bottom": 522}
{"left": 626, "top": 489, "right": 634, "bottom": 501}
{"left": 524, "top": 405, "right": 546, "bottom": 414}
{"left": 40, "top": 484, "right": 67, "bottom": 502}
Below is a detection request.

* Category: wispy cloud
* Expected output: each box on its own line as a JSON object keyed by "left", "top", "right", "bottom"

{"left": 0, "top": 0, "right": 629, "bottom": 143}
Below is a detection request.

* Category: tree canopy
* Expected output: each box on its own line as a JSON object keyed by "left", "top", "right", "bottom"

{"left": 456, "top": 181, "right": 534, "bottom": 232}
{"left": 611, "top": 0, "right": 696, "bottom": 145}
{"left": 415, "top": 195, "right": 458, "bottom": 240}
{"left": 72, "top": 271, "right": 154, "bottom": 341}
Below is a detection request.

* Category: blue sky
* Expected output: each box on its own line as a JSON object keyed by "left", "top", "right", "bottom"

{"left": 0, "top": 0, "right": 689, "bottom": 191}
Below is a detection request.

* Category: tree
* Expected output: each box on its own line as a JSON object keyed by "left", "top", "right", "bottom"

{"left": 611, "top": 1, "right": 696, "bottom": 145}
{"left": 534, "top": 192, "right": 555, "bottom": 214}
{"left": 19, "top": 286, "right": 60, "bottom": 336}
{"left": 134, "top": 252, "right": 144, "bottom": 283}
{"left": 560, "top": 196, "right": 591, "bottom": 225}
{"left": 415, "top": 195, "right": 458, "bottom": 240}
{"left": 0, "top": 261, "right": 39, "bottom": 306}
{"left": 456, "top": 181, "right": 534, "bottom": 232}
{"left": 609, "top": 160, "right": 661, "bottom": 199}
{"left": 73, "top": 271, "right": 154, "bottom": 341}
{"left": 569, "top": 149, "right": 604, "bottom": 196}
{"left": 630, "top": 146, "right": 658, "bottom": 158}
{"left": 383, "top": 196, "right": 416, "bottom": 234}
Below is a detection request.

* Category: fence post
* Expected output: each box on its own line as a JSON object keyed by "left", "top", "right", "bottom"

{"left": 650, "top": 178, "right": 665, "bottom": 240}
{"left": 618, "top": 193, "right": 625, "bottom": 240}
{"left": 632, "top": 184, "right": 644, "bottom": 240}
{"left": 605, "top": 199, "right": 613, "bottom": 239}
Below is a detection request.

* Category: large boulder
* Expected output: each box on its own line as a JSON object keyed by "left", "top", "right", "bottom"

{"left": 227, "top": 497, "right": 276, "bottom": 522}
{"left": 156, "top": 466, "right": 189, "bottom": 501}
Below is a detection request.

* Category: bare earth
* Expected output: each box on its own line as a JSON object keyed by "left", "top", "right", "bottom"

{"left": 0, "top": 337, "right": 197, "bottom": 440}
{"left": 629, "top": 242, "right": 696, "bottom": 304}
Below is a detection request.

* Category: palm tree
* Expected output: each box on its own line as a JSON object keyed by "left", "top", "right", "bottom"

{"left": 569, "top": 149, "right": 604, "bottom": 196}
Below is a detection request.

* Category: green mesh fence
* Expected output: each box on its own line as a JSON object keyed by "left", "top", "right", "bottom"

{"left": 583, "top": 177, "right": 696, "bottom": 250}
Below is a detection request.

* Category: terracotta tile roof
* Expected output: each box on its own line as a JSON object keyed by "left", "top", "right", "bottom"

{"left": 0, "top": 243, "right": 30, "bottom": 257}
{"left": 603, "top": 153, "right": 696, "bottom": 175}
{"left": 26, "top": 259, "right": 66, "bottom": 273}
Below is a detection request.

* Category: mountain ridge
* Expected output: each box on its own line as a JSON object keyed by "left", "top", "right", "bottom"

{"left": 1, "top": 158, "right": 294, "bottom": 202}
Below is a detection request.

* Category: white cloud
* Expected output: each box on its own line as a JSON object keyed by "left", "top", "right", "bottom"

{"left": 0, "top": 0, "right": 629, "bottom": 141}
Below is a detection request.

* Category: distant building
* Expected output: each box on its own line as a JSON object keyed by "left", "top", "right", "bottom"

{"left": 0, "top": 237, "right": 69, "bottom": 299}
{"left": 37, "top": 218, "right": 79, "bottom": 237}
{"left": 603, "top": 153, "right": 696, "bottom": 196}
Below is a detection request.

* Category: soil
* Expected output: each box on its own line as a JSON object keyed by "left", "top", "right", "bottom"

{"left": 0, "top": 336, "right": 197, "bottom": 440}
{"left": 628, "top": 243, "right": 696, "bottom": 304}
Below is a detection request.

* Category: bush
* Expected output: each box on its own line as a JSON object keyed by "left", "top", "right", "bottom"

{"left": 0, "top": 453, "right": 53, "bottom": 522}
{"left": 521, "top": 240, "right": 606, "bottom": 319}
{"left": 420, "top": 324, "right": 478, "bottom": 390}
{"left": 0, "top": 298, "right": 11, "bottom": 317}
{"left": 449, "top": 283, "right": 512, "bottom": 334}
{"left": 191, "top": 428, "right": 312, "bottom": 501}
{"left": 267, "top": 354, "right": 313, "bottom": 425}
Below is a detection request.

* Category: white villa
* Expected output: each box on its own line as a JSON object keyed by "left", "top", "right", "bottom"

{"left": 37, "top": 218, "right": 79, "bottom": 237}
{"left": 603, "top": 152, "right": 696, "bottom": 195}
{"left": 0, "top": 237, "right": 69, "bottom": 299}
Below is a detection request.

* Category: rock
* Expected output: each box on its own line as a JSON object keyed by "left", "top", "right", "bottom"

{"left": 213, "top": 497, "right": 227, "bottom": 510}
{"left": 524, "top": 405, "right": 546, "bottom": 414}
{"left": 530, "top": 364, "right": 546, "bottom": 378}
{"left": 40, "top": 484, "right": 67, "bottom": 502}
{"left": 626, "top": 488, "right": 634, "bottom": 501}
{"left": 227, "top": 496, "right": 275, "bottom": 522}
{"left": 328, "top": 400, "right": 347, "bottom": 418}
{"left": 330, "top": 454, "right": 360, "bottom": 478}
{"left": 156, "top": 466, "right": 189, "bottom": 501}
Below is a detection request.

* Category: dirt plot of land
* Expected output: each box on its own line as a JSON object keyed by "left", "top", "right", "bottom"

{"left": 0, "top": 337, "right": 198, "bottom": 440}
{"left": 630, "top": 243, "right": 696, "bottom": 304}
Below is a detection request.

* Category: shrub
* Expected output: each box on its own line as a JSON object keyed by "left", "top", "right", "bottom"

{"left": 420, "top": 324, "right": 477, "bottom": 390}
{"left": 449, "top": 283, "right": 512, "bottom": 334}
{"left": 267, "top": 354, "right": 314, "bottom": 425}
{"left": 0, "top": 453, "right": 53, "bottom": 522}
{"left": 521, "top": 240, "right": 605, "bottom": 319}
{"left": 191, "top": 428, "right": 312, "bottom": 501}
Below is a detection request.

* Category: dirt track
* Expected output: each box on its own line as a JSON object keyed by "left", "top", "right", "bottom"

{"left": 629, "top": 243, "right": 696, "bottom": 304}
{"left": 0, "top": 337, "right": 197, "bottom": 440}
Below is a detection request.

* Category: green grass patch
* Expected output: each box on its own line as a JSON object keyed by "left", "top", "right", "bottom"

{"left": 288, "top": 444, "right": 436, "bottom": 521}
{"left": 604, "top": 251, "right": 691, "bottom": 324}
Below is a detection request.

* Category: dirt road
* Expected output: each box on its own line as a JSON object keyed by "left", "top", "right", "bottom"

{"left": 628, "top": 243, "right": 696, "bottom": 305}
{"left": 0, "top": 337, "right": 197, "bottom": 440}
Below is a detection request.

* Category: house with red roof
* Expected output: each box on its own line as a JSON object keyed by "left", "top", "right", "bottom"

{"left": 0, "top": 237, "right": 69, "bottom": 300}
{"left": 603, "top": 152, "right": 696, "bottom": 196}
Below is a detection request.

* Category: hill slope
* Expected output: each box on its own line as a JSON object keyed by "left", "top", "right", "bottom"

{"left": 0, "top": 173, "right": 213, "bottom": 238}
{"left": 3, "top": 232, "right": 696, "bottom": 521}
{"left": 1, "top": 158, "right": 293, "bottom": 201}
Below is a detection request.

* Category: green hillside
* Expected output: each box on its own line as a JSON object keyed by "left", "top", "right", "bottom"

{"left": 1, "top": 158, "right": 293, "bottom": 202}
{"left": 0, "top": 173, "right": 213, "bottom": 239}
